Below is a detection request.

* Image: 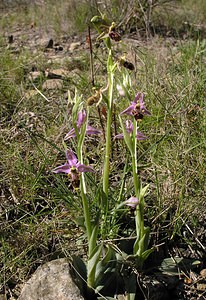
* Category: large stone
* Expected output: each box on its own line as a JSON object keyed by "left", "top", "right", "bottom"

{"left": 45, "top": 68, "right": 70, "bottom": 79}
{"left": 18, "top": 258, "right": 84, "bottom": 300}
{"left": 42, "top": 79, "right": 63, "bottom": 90}
{"left": 69, "top": 42, "right": 81, "bottom": 52}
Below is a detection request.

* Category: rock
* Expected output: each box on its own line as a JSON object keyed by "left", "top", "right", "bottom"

{"left": 69, "top": 42, "right": 81, "bottom": 52}
{"left": 8, "top": 34, "right": 14, "bottom": 44}
{"left": 25, "top": 90, "right": 39, "bottom": 99}
{"left": 42, "top": 79, "right": 63, "bottom": 90}
{"left": 54, "top": 43, "right": 64, "bottom": 52}
{"left": 197, "top": 282, "right": 206, "bottom": 291}
{"left": 45, "top": 38, "right": 54, "bottom": 49}
{"left": 47, "top": 56, "right": 71, "bottom": 66}
{"left": 28, "top": 71, "right": 42, "bottom": 82}
{"left": 18, "top": 258, "right": 84, "bottom": 300}
{"left": 38, "top": 38, "right": 54, "bottom": 51}
{"left": 200, "top": 268, "right": 206, "bottom": 278}
{"left": 45, "top": 68, "right": 69, "bottom": 79}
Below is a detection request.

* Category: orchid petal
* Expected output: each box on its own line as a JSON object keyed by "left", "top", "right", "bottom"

{"left": 77, "top": 164, "right": 95, "bottom": 173}
{"left": 115, "top": 120, "right": 133, "bottom": 139}
{"left": 86, "top": 125, "right": 102, "bottom": 135}
{"left": 64, "top": 128, "right": 76, "bottom": 140}
{"left": 136, "top": 92, "right": 151, "bottom": 115}
{"left": 66, "top": 149, "right": 78, "bottom": 167}
{"left": 125, "top": 196, "right": 139, "bottom": 208}
{"left": 125, "top": 120, "right": 134, "bottom": 133}
{"left": 52, "top": 163, "right": 71, "bottom": 174}
{"left": 117, "top": 84, "right": 125, "bottom": 96}
{"left": 134, "top": 92, "right": 144, "bottom": 104}
{"left": 114, "top": 133, "right": 124, "bottom": 139}
{"left": 120, "top": 102, "right": 136, "bottom": 116}
{"left": 136, "top": 130, "right": 147, "bottom": 140}
{"left": 77, "top": 110, "right": 86, "bottom": 128}
{"left": 142, "top": 108, "right": 151, "bottom": 116}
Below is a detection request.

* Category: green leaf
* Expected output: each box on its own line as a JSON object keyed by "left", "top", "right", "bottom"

{"left": 74, "top": 216, "right": 86, "bottom": 230}
{"left": 115, "top": 250, "right": 129, "bottom": 262}
{"left": 101, "top": 245, "right": 115, "bottom": 265}
{"left": 71, "top": 256, "right": 87, "bottom": 296}
{"left": 139, "top": 184, "right": 149, "bottom": 200}
{"left": 96, "top": 188, "right": 107, "bottom": 214}
{"left": 72, "top": 256, "right": 87, "bottom": 279}
{"left": 141, "top": 248, "right": 154, "bottom": 261}
{"left": 143, "top": 226, "right": 150, "bottom": 250}
{"left": 95, "top": 252, "right": 116, "bottom": 283}
{"left": 107, "top": 50, "right": 114, "bottom": 73}
{"left": 89, "top": 224, "right": 100, "bottom": 258}
{"left": 158, "top": 257, "right": 201, "bottom": 275}
{"left": 119, "top": 116, "right": 133, "bottom": 153}
{"left": 133, "top": 237, "right": 139, "bottom": 255}
{"left": 87, "top": 244, "right": 103, "bottom": 286}
{"left": 95, "top": 271, "right": 117, "bottom": 293}
{"left": 134, "top": 228, "right": 150, "bottom": 258}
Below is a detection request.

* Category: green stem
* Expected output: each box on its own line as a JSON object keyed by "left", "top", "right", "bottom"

{"left": 132, "top": 120, "right": 140, "bottom": 196}
{"left": 77, "top": 112, "right": 92, "bottom": 241}
{"left": 103, "top": 106, "right": 112, "bottom": 196}
{"left": 103, "top": 53, "right": 114, "bottom": 197}
{"left": 131, "top": 154, "right": 142, "bottom": 238}
{"left": 80, "top": 179, "right": 92, "bottom": 241}
{"left": 131, "top": 124, "right": 144, "bottom": 243}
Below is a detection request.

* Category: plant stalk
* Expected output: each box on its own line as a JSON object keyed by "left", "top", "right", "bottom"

{"left": 78, "top": 113, "right": 92, "bottom": 241}
{"left": 103, "top": 52, "right": 114, "bottom": 197}
{"left": 131, "top": 123, "right": 144, "bottom": 244}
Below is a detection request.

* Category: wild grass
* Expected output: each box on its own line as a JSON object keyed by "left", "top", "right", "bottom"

{"left": 0, "top": 0, "right": 206, "bottom": 297}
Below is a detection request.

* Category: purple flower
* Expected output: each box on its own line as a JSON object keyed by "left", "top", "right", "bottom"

{"left": 125, "top": 196, "right": 139, "bottom": 209}
{"left": 64, "top": 110, "right": 101, "bottom": 140}
{"left": 115, "top": 120, "right": 147, "bottom": 140}
{"left": 77, "top": 110, "right": 86, "bottom": 128}
{"left": 120, "top": 92, "right": 151, "bottom": 121}
{"left": 85, "top": 125, "right": 102, "bottom": 136}
{"left": 52, "top": 149, "right": 94, "bottom": 175}
{"left": 136, "top": 130, "right": 147, "bottom": 140}
{"left": 64, "top": 128, "right": 76, "bottom": 140}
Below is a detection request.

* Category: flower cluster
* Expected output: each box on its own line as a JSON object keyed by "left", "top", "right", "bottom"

{"left": 53, "top": 109, "right": 101, "bottom": 189}
{"left": 118, "top": 92, "right": 151, "bottom": 209}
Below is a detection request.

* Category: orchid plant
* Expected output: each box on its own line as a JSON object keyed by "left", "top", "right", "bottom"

{"left": 52, "top": 14, "right": 153, "bottom": 299}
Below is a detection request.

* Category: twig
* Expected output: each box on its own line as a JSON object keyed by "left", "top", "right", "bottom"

{"left": 88, "top": 25, "right": 95, "bottom": 86}
{"left": 180, "top": 217, "right": 205, "bottom": 251}
{"left": 31, "top": 81, "right": 50, "bottom": 102}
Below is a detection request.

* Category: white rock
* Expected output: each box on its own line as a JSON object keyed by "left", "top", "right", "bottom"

{"left": 42, "top": 79, "right": 63, "bottom": 90}
{"left": 69, "top": 42, "right": 81, "bottom": 52}
{"left": 18, "top": 258, "right": 84, "bottom": 300}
